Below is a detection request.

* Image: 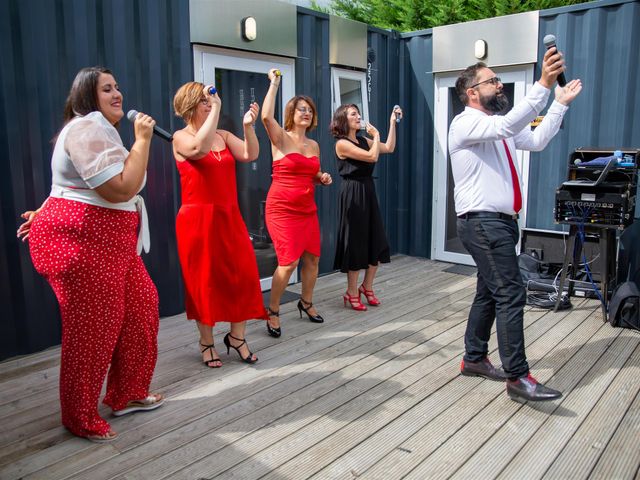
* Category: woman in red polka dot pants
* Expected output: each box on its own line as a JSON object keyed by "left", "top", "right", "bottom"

{"left": 17, "top": 67, "right": 164, "bottom": 442}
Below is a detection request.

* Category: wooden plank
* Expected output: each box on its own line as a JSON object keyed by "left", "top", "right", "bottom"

{"left": 361, "top": 302, "right": 603, "bottom": 480}
{"left": 159, "top": 299, "right": 552, "bottom": 479}
{"left": 542, "top": 343, "right": 640, "bottom": 479}
{"left": 2, "top": 258, "right": 626, "bottom": 480}
{"left": 87, "top": 283, "right": 476, "bottom": 479}
{"left": 6, "top": 268, "right": 470, "bottom": 478}
{"left": 493, "top": 331, "right": 640, "bottom": 480}
{"left": 0, "top": 261, "right": 438, "bottom": 429}
{"left": 109, "top": 296, "right": 478, "bottom": 479}
{"left": 264, "top": 303, "right": 584, "bottom": 480}
{"left": 589, "top": 377, "right": 640, "bottom": 480}
{"left": 401, "top": 320, "right": 635, "bottom": 480}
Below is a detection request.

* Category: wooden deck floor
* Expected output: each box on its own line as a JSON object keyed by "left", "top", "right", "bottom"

{"left": 1, "top": 255, "right": 639, "bottom": 480}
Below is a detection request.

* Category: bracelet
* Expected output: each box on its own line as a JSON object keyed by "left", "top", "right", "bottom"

{"left": 270, "top": 82, "right": 279, "bottom": 86}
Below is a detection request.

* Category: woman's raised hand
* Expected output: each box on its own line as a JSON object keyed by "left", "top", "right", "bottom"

{"left": 243, "top": 102, "right": 260, "bottom": 126}
{"left": 268, "top": 68, "right": 281, "bottom": 87}
{"left": 365, "top": 122, "right": 380, "bottom": 138}
{"left": 203, "top": 85, "right": 222, "bottom": 108}
{"left": 133, "top": 112, "right": 155, "bottom": 142}
{"left": 391, "top": 105, "right": 403, "bottom": 124}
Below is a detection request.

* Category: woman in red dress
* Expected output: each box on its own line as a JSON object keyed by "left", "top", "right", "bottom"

{"left": 261, "top": 68, "right": 333, "bottom": 337}
{"left": 172, "top": 82, "right": 267, "bottom": 367}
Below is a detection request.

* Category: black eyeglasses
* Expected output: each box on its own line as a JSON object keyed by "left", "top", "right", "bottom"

{"left": 470, "top": 76, "right": 501, "bottom": 89}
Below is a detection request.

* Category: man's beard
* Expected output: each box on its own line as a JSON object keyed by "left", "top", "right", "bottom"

{"left": 480, "top": 91, "right": 509, "bottom": 114}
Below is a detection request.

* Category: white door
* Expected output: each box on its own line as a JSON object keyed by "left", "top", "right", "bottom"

{"left": 431, "top": 65, "right": 534, "bottom": 265}
{"left": 194, "top": 46, "right": 295, "bottom": 290}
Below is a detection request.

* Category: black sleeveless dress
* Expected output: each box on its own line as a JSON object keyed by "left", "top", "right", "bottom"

{"left": 333, "top": 136, "right": 390, "bottom": 273}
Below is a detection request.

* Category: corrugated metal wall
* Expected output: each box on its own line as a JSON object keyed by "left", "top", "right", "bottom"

{"left": 3, "top": 0, "right": 638, "bottom": 360}
{"left": 295, "top": 9, "right": 336, "bottom": 274}
{"left": 398, "top": 32, "right": 435, "bottom": 257}
{"left": 296, "top": 10, "right": 404, "bottom": 272}
{"left": 529, "top": 0, "right": 640, "bottom": 230}
{"left": 0, "top": 0, "right": 192, "bottom": 360}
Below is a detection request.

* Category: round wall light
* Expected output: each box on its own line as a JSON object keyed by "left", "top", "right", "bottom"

{"left": 474, "top": 39, "right": 487, "bottom": 60}
{"left": 242, "top": 17, "right": 257, "bottom": 41}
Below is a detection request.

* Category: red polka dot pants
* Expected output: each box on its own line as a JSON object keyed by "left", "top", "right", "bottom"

{"left": 29, "top": 197, "right": 159, "bottom": 438}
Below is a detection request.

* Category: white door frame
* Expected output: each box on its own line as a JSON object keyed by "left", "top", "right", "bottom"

{"left": 431, "top": 65, "right": 534, "bottom": 265}
{"left": 194, "top": 46, "right": 296, "bottom": 290}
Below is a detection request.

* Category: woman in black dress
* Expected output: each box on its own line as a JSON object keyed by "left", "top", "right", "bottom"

{"left": 330, "top": 104, "right": 402, "bottom": 311}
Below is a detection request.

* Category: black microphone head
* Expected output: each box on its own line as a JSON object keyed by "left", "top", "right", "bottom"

{"left": 127, "top": 109, "right": 139, "bottom": 122}
{"left": 543, "top": 34, "right": 557, "bottom": 48}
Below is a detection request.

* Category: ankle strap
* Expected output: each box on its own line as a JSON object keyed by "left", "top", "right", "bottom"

{"left": 300, "top": 298, "right": 313, "bottom": 307}
{"left": 267, "top": 307, "right": 280, "bottom": 317}
{"left": 227, "top": 333, "right": 246, "bottom": 345}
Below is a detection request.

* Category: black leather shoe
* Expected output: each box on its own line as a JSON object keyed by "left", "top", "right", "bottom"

{"left": 507, "top": 374, "right": 562, "bottom": 402}
{"left": 460, "top": 358, "right": 507, "bottom": 382}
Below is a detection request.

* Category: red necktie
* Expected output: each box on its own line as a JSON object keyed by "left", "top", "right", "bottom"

{"left": 502, "top": 139, "right": 522, "bottom": 213}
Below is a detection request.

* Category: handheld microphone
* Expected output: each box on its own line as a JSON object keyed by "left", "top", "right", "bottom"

{"left": 127, "top": 110, "right": 173, "bottom": 142}
{"left": 207, "top": 86, "right": 217, "bottom": 95}
{"left": 393, "top": 105, "right": 402, "bottom": 123}
{"left": 542, "top": 34, "right": 567, "bottom": 87}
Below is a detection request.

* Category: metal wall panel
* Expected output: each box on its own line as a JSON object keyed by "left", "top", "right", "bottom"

{"left": 3, "top": 0, "right": 638, "bottom": 360}
{"left": 0, "top": 0, "right": 192, "bottom": 360}
{"left": 189, "top": 0, "right": 297, "bottom": 58}
{"left": 432, "top": 11, "right": 539, "bottom": 72}
{"left": 329, "top": 15, "right": 368, "bottom": 69}
{"left": 528, "top": 0, "right": 640, "bottom": 231}
{"left": 398, "top": 33, "right": 435, "bottom": 258}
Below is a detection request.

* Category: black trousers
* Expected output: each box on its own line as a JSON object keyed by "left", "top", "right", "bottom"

{"left": 457, "top": 216, "right": 529, "bottom": 379}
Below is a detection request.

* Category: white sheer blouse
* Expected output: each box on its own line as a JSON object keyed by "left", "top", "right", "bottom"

{"left": 52, "top": 111, "right": 131, "bottom": 189}
{"left": 48, "top": 111, "right": 150, "bottom": 254}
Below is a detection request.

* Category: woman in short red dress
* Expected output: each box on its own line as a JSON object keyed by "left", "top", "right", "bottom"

{"left": 261, "top": 68, "right": 332, "bottom": 337}
{"left": 172, "top": 82, "right": 267, "bottom": 367}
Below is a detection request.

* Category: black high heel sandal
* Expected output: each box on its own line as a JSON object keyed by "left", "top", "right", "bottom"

{"left": 223, "top": 333, "right": 258, "bottom": 364}
{"left": 266, "top": 307, "right": 281, "bottom": 338}
{"left": 297, "top": 298, "right": 324, "bottom": 323}
{"left": 200, "top": 342, "right": 222, "bottom": 368}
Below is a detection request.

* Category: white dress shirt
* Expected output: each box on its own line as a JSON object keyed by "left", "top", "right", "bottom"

{"left": 448, "top": 81, "right": 568, "bottom": 216}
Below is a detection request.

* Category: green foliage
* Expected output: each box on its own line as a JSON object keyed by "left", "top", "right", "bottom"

{"left": 313, "top": 0, "right": 592, "bottom": 31}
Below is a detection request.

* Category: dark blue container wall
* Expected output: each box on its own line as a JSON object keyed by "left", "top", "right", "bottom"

{"left": 0, "top": 0, "right": 192, "bottom": 361}
{"left": 398, "top": 34, "right": 434, "bottom": 257}
{"left": 528, "top": 0, "right": 640, "bottom": 231}
{"left": 294, "top": 11, "right": 407, "bottom": 272}
{"left": 295, "top": 10, "right": 336, "bottom": 274}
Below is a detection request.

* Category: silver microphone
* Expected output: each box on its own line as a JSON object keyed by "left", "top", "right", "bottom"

{"left": 127, "top": 109, "right": 173, "bottom": 142}
{"left": 393, "top": 105, "right": 402, "bottom": 123}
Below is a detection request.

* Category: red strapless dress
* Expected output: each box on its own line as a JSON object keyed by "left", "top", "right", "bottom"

{"left": 175, "top": 147, "right": 268, "bottom": 325}
{"left": 265, "top": 153, "right": 321, "bottom": 265}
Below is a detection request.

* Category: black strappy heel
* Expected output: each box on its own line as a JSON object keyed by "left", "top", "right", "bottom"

{"left": 223, "top": 333, "right": 258, "bottom": 364}
{"left": 297, "top": 298, "right": 324, "bottom": 323}
{"left": 266, "top": 307, "right": 282, "bottom": 337}
{"left": 200, "top": 342, "right": 222, "bottom": 368}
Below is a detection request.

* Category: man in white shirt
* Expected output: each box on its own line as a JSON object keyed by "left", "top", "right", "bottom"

{"left": 449, "top": 46, "right": 582, "bottom": 402}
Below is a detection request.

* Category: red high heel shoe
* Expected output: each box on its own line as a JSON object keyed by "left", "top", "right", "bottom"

{"left": 359, "top": 284, "right": 381, "bottom": 306}
{"left": 343, "top": 291, "right": 367, "bottom": 311}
